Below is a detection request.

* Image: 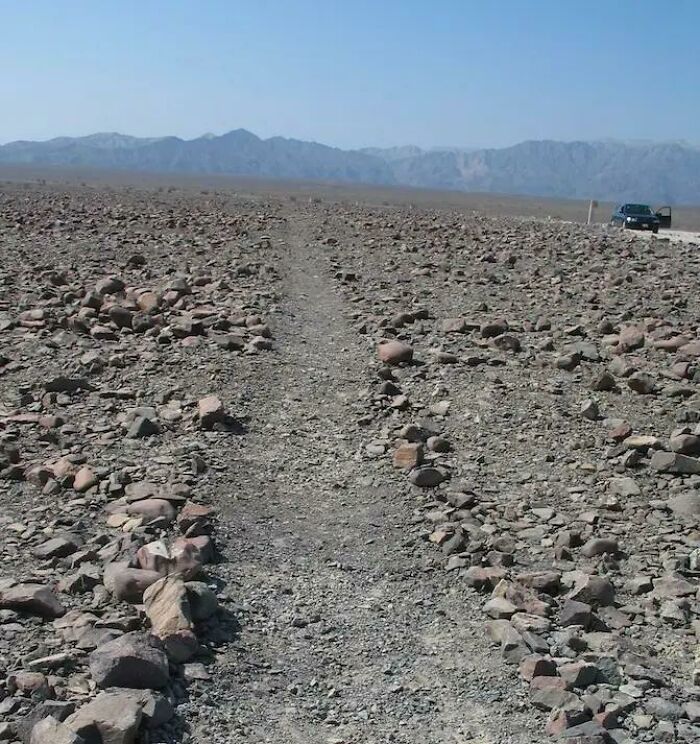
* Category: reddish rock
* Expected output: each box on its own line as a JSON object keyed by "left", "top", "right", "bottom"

{"left": 377, "top": 340, "right": 413, "bottom": 365}
{"left": 392, "top": 442, "right": 423, "bottom": 470}
{"left": 73, "top": 466, "right": 97, "bottom": 492}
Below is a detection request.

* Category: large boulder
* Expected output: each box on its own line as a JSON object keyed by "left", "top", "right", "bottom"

{"left": 143, "top": 576, "right": 193, "bottom": 637}
{"left": 89, "top": 632, "right": 169, "bottom": 689}
{"left": 30, "top": 717, "right": 84, "bottom": 744}
{"left": 64, "top": 692, "right": 142, "bottom": 744}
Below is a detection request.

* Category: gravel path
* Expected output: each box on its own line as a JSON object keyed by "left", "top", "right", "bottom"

{"left": 186, "top": 213, "right": 540, "bottom": 744}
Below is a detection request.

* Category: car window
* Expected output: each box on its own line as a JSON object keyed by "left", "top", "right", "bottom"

{"left": 625, "top": 204, "right": 652, "bottom": 216}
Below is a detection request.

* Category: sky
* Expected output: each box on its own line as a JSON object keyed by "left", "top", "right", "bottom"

{"left": 1, "top": 0, "right": 699, "bottom": 149}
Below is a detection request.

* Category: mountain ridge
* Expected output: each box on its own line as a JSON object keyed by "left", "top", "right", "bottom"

{"left": 1, "top": 129, "right": 698, "bottom": 204}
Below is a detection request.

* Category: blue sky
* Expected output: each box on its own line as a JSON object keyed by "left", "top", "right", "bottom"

{"left": 1, "top": 1, "right": 698, "bottom": 148}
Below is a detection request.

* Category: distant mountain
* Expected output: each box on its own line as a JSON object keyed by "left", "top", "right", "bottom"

{"left": 1, "top": 130, "right": 699, "bottom": 204}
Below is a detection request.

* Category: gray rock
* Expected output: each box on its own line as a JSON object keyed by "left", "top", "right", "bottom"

{"left": 581, "top": 537, "right": 619, "bottom": 557}
{"left": 0, "top": 583, "right": 65, "bottom": 618}
{"left": 667, "top": 492, "right": 700, "bottom": 517}
{"left": 409, "top": 467, "right": 445, "bottom": 487}
{"left": 185, "top": 581, "right": 219, "bottom": 621}
{"left": 64, "top": 692, "right": 142, "bottom": 744}
{"left": 30, "top": 717, "right": 84, "bottom": 744}
{"left": 650, "top": 451, "right": 700, "bottom": 474}
{"left": 89, "top": 632, "right": 169, "bottom": 689}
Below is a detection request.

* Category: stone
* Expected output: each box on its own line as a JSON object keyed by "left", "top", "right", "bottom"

{"left": 73, "top": 466, "right": 98, "bottom": 492}
{"left": 481, "top": 318, "right": 508, "bottom": 338}
{"left": 514, "top": 572, "right": 561, "bottom": 596}
{"left": 89, "top": 632, "right": 169, "bottom": 689}
{"left": 392, "top": 442, "right": 423, "bottom": 470}
{"left": 567, "top": 575, "right": 615, "bottom": 608}
{"left": 653, "top": 573, "right": 696, "bottom": 598}
{"left": 685, "top": 701, "right": 700, "bottom": 724}
{"left": 519, "top": 655, "right": 557, "bottom": 681}
{"left": 30, "top": 717, "right": 84, "bottom": 744}
{"left": 608, "top": 477, "right": 640, "bottom": 497}
{"left": 198, "top": 395, "right": 225, "bottom": 428}
{"left": 110, "top": 689, "right": 174, "bottom": 730}
{"left": 442, "top": 317, "right": 467, "bottom": 333}
{"left": 581, "top": 538, "right": 618, "bottom": 557}
{"left": 627, "top": 372, "right": 656, "bottom": 395}
{"left": 667, "top": 492, "right": 700, "bottom": 517}
{"left": 483, "top": 597, "right": 518, "bottom": 619}
{"left": 558, "top": 661, "right": 599, "bottom": 688}
{"left": 560, "top": 600, "right": 593, "bottom": 629}
{"left": 136, "top": 291, "right": 160, "bottom": 313}
{"left": 557, "top": 352, "right": 582, "bottom": 371}
{"left": 143, "top": 575, "right": 193, "bottom": 638}
{"left": 0, "top": 583, "right": 65, "bottom": 618}
{"left": 530, "top": 687, "right": 580, "bottom": 712}
{"left": 185, "top": 581, "right": 219, "bottom": 621}
{"left": 17, "top": 700, "right": 75, "bottom": 739}
{"left": 95, "top": 276, "right": 125, "bottom": 295}
{"left": 44, "top": 376, "right": 90, "bottom": 394}
{"left": 669, "top": 433, "right": 700, "bottom": 455}
{"left": 651, "top": 451, "right": 700, "bottom": 474}
{"left": 377, "top": 340, "right": 413, "bottom": 365}
{"left": 64, "top": 692, "right": 142, "bottom": 744}
{"left": 136, "top": 540, "right": 172, "bottom": 575}
{"left": 105, "top": 565, "right": 162, "bottom": 602}
{"left": 126, "top": 416, "right": 160, "bottom": 438}
{"left": 426, "top": 435, "right": 450, "bottom": 452}
{"left": 32, "top": 534, "right": 81, "bottom": 559}
{"left": 177, "top": 501, "right": 215, "bottom": 534}
{"left": 644, "top": 696, "right": 683, "bottom": 722}
{"left": 124, "top": 498, "right": 177, "bottom": 522}
{"left": 171, "top": 536, "right": 208, "bottom": 576}
{"left": 409, "top": 467, "right": 445, "bottom": 487}
{"left": 545, "top": 706, "right": 593, "bottom": 737}
{"left": 108, "top": 305, "right": 133, "bottom": 329}
{"left": 617, "top": 325, "right": 645, "bottom": 352}
{"left": 591, "top": 371, "right": 616, "bottom": 392}
{"left": 491, "top": 333, "right": 521, "bottom": 352}
{"left": 581, "top": 400, "right": 599, "bottom": 421}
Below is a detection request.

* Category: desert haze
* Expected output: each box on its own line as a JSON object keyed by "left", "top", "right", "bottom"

{"left": 2, "top": 130, "right": 699, "bottom": 204}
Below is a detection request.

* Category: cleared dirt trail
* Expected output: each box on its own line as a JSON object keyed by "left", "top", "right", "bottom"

{"left": 187, "top": 211, "right": 539, "bottom": 744}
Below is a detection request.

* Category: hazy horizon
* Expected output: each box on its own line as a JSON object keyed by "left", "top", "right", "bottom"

{"left": 2, "top": 129, "right": 700, "bottom": 153}
{"left": 1, "top": 1, "right": 699, "bottom": 150}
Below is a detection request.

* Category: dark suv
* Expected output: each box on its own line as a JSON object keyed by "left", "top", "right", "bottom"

{"left": 610, "top": 204, "right": 660, "bottom": 233}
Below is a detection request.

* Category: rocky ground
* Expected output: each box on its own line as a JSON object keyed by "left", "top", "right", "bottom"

{"left": 0, "top": 182, "right": 699, "bottom": 744}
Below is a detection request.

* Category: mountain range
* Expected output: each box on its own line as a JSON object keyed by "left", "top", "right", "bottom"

{"left": 1, "top": 129, "right": 699, "bottom": 204}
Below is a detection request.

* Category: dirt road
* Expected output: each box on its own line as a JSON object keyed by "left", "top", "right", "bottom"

{"left": 185, "top": 214, "right": 540, "bottom": 744}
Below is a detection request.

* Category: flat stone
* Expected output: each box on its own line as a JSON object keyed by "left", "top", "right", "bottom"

{"left": 0, "top": 583, "right": 65, "bottom": 618}
{"left": 651, "top": 451, "right": 700, "bottom": 475}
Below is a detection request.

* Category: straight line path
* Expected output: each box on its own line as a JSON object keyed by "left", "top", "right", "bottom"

{"left": 187, "top": 211, "right": 540, "bottom": 744}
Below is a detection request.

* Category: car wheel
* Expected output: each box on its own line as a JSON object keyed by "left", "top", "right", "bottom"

{"left": 652, "top": 226, "right": 659, "bottom": 234}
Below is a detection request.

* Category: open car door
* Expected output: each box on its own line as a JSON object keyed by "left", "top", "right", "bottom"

{"left": 655, "top": 206, "right": 672, "bottom": 229}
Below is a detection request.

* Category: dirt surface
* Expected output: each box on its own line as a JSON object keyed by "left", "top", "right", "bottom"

{"left": 1, "top": 181, "right": 699, "bottom": 744}
{"left": 3, "top": 162, "right": 700, "bottom": 230}
{"left": 183, "top": 220, "right": 539, "bottom": 744}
